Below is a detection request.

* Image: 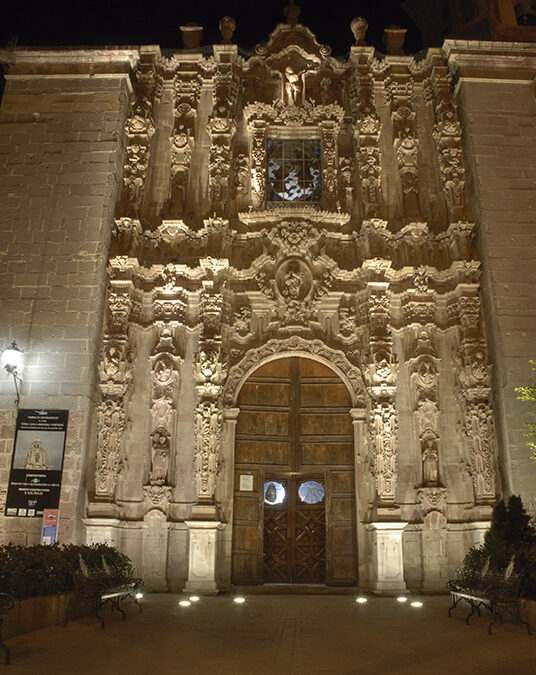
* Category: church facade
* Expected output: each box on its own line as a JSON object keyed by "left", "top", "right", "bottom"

{"left": 1, "top": 15, "right": 536, "bottom": 593}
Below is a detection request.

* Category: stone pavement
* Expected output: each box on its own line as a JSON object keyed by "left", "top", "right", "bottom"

{"left": 4, "top": 593, "right": 535, "bottom": 674}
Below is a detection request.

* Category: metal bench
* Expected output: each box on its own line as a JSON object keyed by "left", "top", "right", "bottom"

{"left": 66, "top": 555, "right": 143, "bottom": 629}
{"left": 447, "top": 557, "right": 531, "bottom": 635}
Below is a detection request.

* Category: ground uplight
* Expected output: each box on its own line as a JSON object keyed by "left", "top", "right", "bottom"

{"left": 355, "top": 596, "right": 368, "bottom": 604}
{"left": 179, "top": 600, "right": 192, "bottom": 607}
{"left": 135, "top": 592, "right": 144, "bottom": 599}
{"left": 396, "top": 596, "right": 407, "bottom": 603}
{"left": 233, "top": 596, "right": 246, "bottom": 604}
{"left": 410, "top": 601, "right": 423, "bottom": 608}
{"left": 190, "top": 596, "right": 200, "bottom": 602}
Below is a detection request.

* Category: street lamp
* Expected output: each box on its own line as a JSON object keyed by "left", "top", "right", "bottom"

{"left": 2, "top": 341, "right": 23, "bottom": 406}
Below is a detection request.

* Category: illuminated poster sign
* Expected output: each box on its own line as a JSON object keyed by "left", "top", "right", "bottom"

{"left": 4, "top": 409, "right": 68, "bottom": 518}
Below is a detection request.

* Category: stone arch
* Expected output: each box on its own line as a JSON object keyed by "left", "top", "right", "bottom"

{"left": 223, "top": 336, "right": 366, "bottom": 408}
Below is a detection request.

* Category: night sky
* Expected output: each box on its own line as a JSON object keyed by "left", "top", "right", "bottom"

{"left": 1, "top": 1, "right": 424, "bottom": 58}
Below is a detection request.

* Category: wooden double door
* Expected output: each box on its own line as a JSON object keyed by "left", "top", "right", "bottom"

{"left": 263, "top": 474, "right": 325, "bottom": 583}
{"left": 232, "top": 357, "right": 357, "bottom": 586}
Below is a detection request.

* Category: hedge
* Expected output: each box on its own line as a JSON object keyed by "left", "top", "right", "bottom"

{"left": 0, "top": 543, "right": 134, "bottom": 599}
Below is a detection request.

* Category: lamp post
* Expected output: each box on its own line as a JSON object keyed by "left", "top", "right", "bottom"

{"left": 2, "top": 341, "right": 23, "bottom": 407}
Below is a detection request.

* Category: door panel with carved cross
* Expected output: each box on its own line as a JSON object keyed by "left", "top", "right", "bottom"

{"left": 232, "top": 357, "right": 356, "bottom": 585}
{"left": 263, "top": 475, "right": 326, "bottom": 583}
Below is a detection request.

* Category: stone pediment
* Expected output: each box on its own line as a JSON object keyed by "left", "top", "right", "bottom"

{"left": 254, "top": 22, "right": 331, "bottom": 60}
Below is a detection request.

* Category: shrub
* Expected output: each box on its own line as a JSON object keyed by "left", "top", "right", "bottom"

{"left": 0, "top": 543, "right": 134, "bottom": 600}
{"left": 461, "top": 495, "right": 536, "bottom": 599}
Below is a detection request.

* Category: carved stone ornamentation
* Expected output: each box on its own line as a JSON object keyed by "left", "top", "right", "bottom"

{"left": 407, "top": 327, "right": 442, "bottom": 489}
{"left": 98, "top": 339, "right": 132, "bottom": 398}
{"left": 149, "top": 427, "right": 171, "bottom": 486}
{"left": 233, "top": 306, "right": 252, "bottom": 335}
{"left": 417, "top": 486, "right": 447, "bottom": 516}
{"left": 432, "top": 92, "right": 466, "bottom": 221}
{"left": 120, "top": 97, "right": 155, "bottom": 217}
{"left": 144, "top": 326, "right": 181, "bottom": 512}
{"left": 95, "top": 400, "right": 125, "bottom": 500}
{"left": 395, "top": 128, "right": 420, "bottom": 215}
{"left": 194, "top": 340, "right": 228, "bottom": 399}
{"left": 107, "top": 287, "right": 132, "bottom": 334}
{"left": 168, "top": 126, "right": 192, "bottom": 218}
{"left": 370, "top": 402, "right": 398, "bottom": 503}
{"left": 339, "top": 306, "right": 357, "bottom": 337}
{"left": 224, "top": 336, "right": 366, "bottom": 406}
{"left": 143, "top": 484, "right": 172, "bottom": 513}
{"left": 463, "top": 401, "right": 497, "bottom": 503}
{"left": 194, "top": 401, "right": 223, "bottom": 502}
{"left": 456, "top": 292, "right": 497, "bottom": 504}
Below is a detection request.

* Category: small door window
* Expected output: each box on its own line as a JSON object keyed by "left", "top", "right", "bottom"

{"left": 298, "top": 480, "right": 325, "bottom": 504}
{"left": 264, "top": 480, "right": 286, "bottom": 505}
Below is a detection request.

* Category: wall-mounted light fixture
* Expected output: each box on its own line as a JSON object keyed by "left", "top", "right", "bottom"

{"left": 2, "top": 341, "right": 23, "bottom": 407}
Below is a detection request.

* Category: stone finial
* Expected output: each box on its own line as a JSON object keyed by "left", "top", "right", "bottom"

{"left": 180, "top": 24, "right": 203, "bottom": 50}
{"left": 284, "top": 0, "right": 301, "bottom": 27}
{"left": 350, "top": 16, "right": 368, "bottom": 45}
{"left": 219, "top": 16, "right": 236, "bottom": 44}
{"left": 383, "top": 25, "right": 407, "bottom": 55}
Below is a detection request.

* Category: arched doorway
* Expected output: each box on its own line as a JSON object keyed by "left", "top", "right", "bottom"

{"left": 231, "top": 356, "right": 357, "bottom": 585}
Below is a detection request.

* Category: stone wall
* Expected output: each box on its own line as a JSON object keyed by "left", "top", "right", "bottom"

{"left": 447, "top": 40, "right": 536, "bottom": 511}
{"left": 0, "top": 50, "right": 136, "bottom": 543}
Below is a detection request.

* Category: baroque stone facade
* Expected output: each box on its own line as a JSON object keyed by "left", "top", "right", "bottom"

{"left": 1, "top": 12, "right": 536, "bottom": 592}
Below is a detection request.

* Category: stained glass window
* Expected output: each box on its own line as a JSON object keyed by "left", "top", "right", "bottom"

{"left": 264, "top": 480, "right": 286, "bottom": 505}
{"left": 298, "top": 480, "right": 325, "bottom": 504}
{"left": 266, "top": 138, "right": 322, "bottom": 208}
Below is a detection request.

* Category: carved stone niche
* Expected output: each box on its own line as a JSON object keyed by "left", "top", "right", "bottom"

{"left": 149, "top": 328, "right": 181, "bottom": 435}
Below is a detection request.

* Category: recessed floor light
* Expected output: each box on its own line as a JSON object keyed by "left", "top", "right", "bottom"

{"left": 190, "top": 596, "right": 200, "bottom": 602}
{"left": 179, "top": 600, "right": 191, "bottom": 607}
{"left": 233, "top": 596, "right": 246, "bottom": 604}
{"left": 410, "top": 601, "right": 423, "bottom": 608}
{"left": 135, "top": 592, "right": 144, "bottom": 599}
{"left": 355, "top": 596, "right": 368, "bottom": 604}
{"left": 396, "top": 596, "right": 407, "bottom": 603}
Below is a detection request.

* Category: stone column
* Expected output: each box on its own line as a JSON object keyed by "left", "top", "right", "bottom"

{"left": 367, "top": 522, "right": 408, "bottom": 594}
{"left": 185, "top": 258, "right": 229, "bottom": 592}
{"left": 351, "top": 407, "right": 370, "bottom": 584}
{"left": 220, "top": 408, "right": 240, "bottom": 588}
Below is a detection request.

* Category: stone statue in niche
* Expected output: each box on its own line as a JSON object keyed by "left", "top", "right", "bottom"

{"left": 150, "top": 428, "right": 170, "bottom": 486}
{"left": 422, "top": 434, "right": 439, "bottom": 486}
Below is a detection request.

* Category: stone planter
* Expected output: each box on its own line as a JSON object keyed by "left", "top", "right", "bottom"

{"left": 2, "top": 594, "right": 72, "bottom": 639}
{"left": 518, "top": 598, "right": 536, "bottom": 631}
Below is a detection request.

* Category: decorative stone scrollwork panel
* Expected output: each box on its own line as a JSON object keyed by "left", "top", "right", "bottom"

{"left": 95, "top": 400, "right": 125, "bottom": 500}
{"left": 370, "top": 402, "right": 398, "bottom": 504}
{"left": 194, "top": 401, "right": 223, "bottom": 503}
{"left": 464, "top": 402, "right": 497, "bottom": 503}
